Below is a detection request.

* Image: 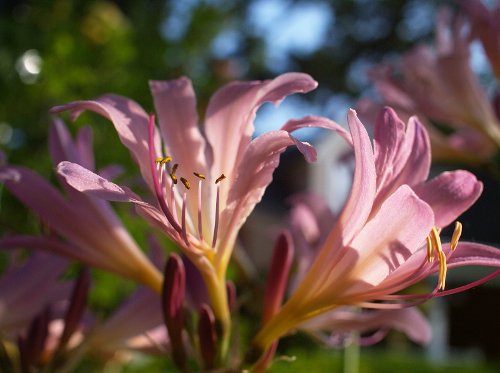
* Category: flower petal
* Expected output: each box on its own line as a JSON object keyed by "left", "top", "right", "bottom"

{"left": 341, "top": 185, "right": 434, "bottom": 294}
{"left": 51, "top": 95, "right": 161, "bottom": 190}
{"left": 334, "top": 109, "right": 377, "bottom": 243}
{"left": 149, "top": 78, "right": 210, "bottom": 176}
{"left": 373, "top": 108, "right": 430, "bottom": 208}
{"left": 301, "top": 307, "right": 431, "bottom": 345}
{"left": 447, "top": 242, "right": 500, "bottom": 268}
{"left": 217, "top": 129, "right": 315, "bottom": 269}
{"left": 204, "top": 73, "right": 317, "bottom": 181}
{"left": 56, "top": 161, "right": 143, "bottom": 203}
{"left": 413, "top": 170, "right": 482, "bottom": 228}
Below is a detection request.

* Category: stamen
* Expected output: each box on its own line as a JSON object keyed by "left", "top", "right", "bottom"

{"left": 426, "top": 235, "right": 433, "bottom": 263}
{"left": 438, "top": 249, "right": 447, "bottom": 290}
{"left": 450, "top": 221, "right": 462, "bottom": 251}
{"left": 193, "top": 172, "right": 206, "bottom": 179}
{"left": 147, "top": 113, "right": 181, "bottom": 233}
{"left": 172, "top": 163, "right": 179, "bottom": 174}
{"left": 427, "top": 226, "right": 448, "bottom": 291}
{"left": 429, "top": 227, "right": 442, "bottom": 262}
{"left": 198, "top": 179, "right": 203, "bottom": 241}
{"left": 180, "top": 177, "right": 190, "bottom": 190}
{"left": 155, "top": 156, "right": 172, "bottom": 165}
{"left": 181, "top": 192, "right": 189, "bottom": 246}
{"left": 170, "top": 163, "right": 179, "bottom": 184}
{"left": 215, "top": 174, "right": 226, "bottom": 184}
{"left": 212, "top": 185, "right": 220, "bottom": 248}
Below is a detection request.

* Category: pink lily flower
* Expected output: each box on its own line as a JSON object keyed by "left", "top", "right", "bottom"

{"left": 86, "top": 285, "right": 169, "bottom": 361}
{"left": 460, "top": 0, "right": 500, "bottom": 80}
{"left": 287, "top": 193, "right": 432, "bottom": 346}
{"left": 0, "top": 252, "right": 70, "bottom": 336}
{"left": 251, "top": 108, "right": 500, "bottom": 354}
{"left": 0, "top": 119, "right": 162, "bottom": 292}
{"left": 367, "top": 8, "right": 500, "bottom": 163}
{"left": 51, "top": 73, "right": 342, "bottom": 345}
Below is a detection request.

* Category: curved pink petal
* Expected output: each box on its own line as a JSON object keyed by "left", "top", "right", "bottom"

{"left": 50, "top": 95, "right": 161, "bottom": 191}
{"left": 281, "top": 115, "right": 353, "bottom": 145}
{"left": 447, "top": 242, "right": 500, "bottom": 268}
{"left": 373, "top": 108, "right": 430, "bottom": 207}
{"left": 333, "top": 109, "right": 377, "bottom": 244}
{"left": 294, "top": 109, "right": 377, "bottom": 295}
{"left": 149, "top": 78, "right": 210, "bottom": 177}
{"left": 302, "top": 307, "right": 431, "bottom": 345}
{"left": 205, "top": 72, "right": 317, "bottom": 181}
{"left": 1, "top": 165, "right": 74, "bottom": 232}
{"left": 413, "top": 170, "right": 482, "bottom": 228}
{"left": 57, "top": 161, "right": 181, "bottom": 242}
{"left": 217, "top": 129, "right": 315, "bottom": 267}
{"left": 57, "top": 161, "right": 144, "bottom": 203}
{"left": 0, "top": 236, "right": 110, "bottom": 276}
{"left": 342, "top": 185, "right": 434, "bottom": 294}
{"left": 0, "top": 251, "right": 69, "bottom": 333}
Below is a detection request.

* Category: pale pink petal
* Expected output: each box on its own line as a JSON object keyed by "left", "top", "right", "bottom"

{"left": 0, "top": 236, "right": 122, "bottom": 278}
{"left": 56, "top": 161, "right": 144, "bottom": 203}
{"left": 1, "top": 166, "right": 75, "bottom": 233}
{"left": 447, "top": 242, "right": 500, "bottom": 269}
{"left": 205, "top": 73, "right": 317, "bottom": 180}
{"left": 75, "top": 126, "right": 95, "bottom": 171}
{"left": 302, "top": 307, "right": 431, "bottom": 345}
{"left": 373, "top": 108, "right": 430, "bottom": 208}
{"left": 217, "top": 130, "right": 315, "bottom": 262}
{"left": 48, "top": 118, "right": 80, "bottom": 167}
{"left": 0, "top": 251, "right": 70, "bottom": 333}
{"left": 50, "top": 95, "right": 161, "bottom": 190}
{"left": 57, "top": 161, "right": 181, "bottom": 242}
{"left": 413, "top": 170, "right": 482, "bottom": 228}
{"left": 342, "top": 185, "right": 434, "bottom": 294}
{"left": 296, "top": 109, "right": 377, "bottom": 292}
{"left": 149, "top": 78, "right": 210, "bottom": 176}
{"left": 333, "top": 109, "right": 377, "bottom": 243}
{"left": 281, "top": 115, "right": 353, "bottom": 145}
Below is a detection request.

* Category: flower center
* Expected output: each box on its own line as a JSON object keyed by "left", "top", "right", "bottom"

{"left": 148, "top": 114, "right": 225, "bottom": 251}
{"left": 426, "top": 221, "right": 462, "bottom": 290}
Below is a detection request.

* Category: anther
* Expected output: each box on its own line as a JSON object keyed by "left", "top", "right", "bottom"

{"left": 426, "top": 235, "right": 433, "bottom": 262}
{"left": 155, "top": 156, "right": 172, "bottom": 165}
{"left": 450, "top": 221, "right": 462, "bottom": 251}
{"left": 170, "top": 174, "right": 178, "bottom": 184}
{"left": 181, "top": 177, "right": 190, "bottom": 190}
{"left": 172, "top": 163, "right": 179, "bottom": 174}
{"left": 193, "top": 172, "right": 206, "bottom": 179}
{"left": 215, "top": 174, "right": 226, "bottom": 184}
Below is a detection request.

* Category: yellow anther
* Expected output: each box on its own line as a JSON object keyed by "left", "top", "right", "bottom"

{"left": 172, "top": 163, "right": 179, "bottom": 174}
{"left": 180, "top": 177, "right": 190, "bottom": 190}
{"left": 450, "top": 221, "right": 462, "bottom": 251}
{"left": 215, "top": 174, "right": 226, "bottom": 184}
{"left": 170, "top": 174, "right": 178, "bottom": 184}
{"left": 426, "top": 235, "right": 433, "bottom": 263}
{"left": 427, "top": 226, "right": 449, "bottom": 290}
{"left": 429, "top": 227, "right": 443, "bottom": 260}
{"left": 155, "top": 156, "right": 172, "bottom": 165}
{"left": 438, "top": 249, "right": 447, "bottom": 290}
{"left": 193, "top": 172, "right": 206, "bottom": 180}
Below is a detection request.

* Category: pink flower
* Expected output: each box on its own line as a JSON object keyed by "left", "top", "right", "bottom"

{"left": 367, "top": 8, "right": 500, "bottom": 163}
{"left": 251, "top": 108, "right": 500, "bottom": 353}
{"left": 287, "top": 193, "right": 432, "bottom": 346}
{"left": 0, "top": 119, "right": 162, "bottom": 291}
{"left": 51, "top": 73, "right": 341, "bottom": 340}
{"left": 0, "top": 252, "right": 70, "bottom": 336}
{"left": 460, "top": 0, "right": 500, "bottom": 80}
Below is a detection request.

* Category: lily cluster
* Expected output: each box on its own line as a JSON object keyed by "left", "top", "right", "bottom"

{"left": 1, "top": 70, "right": 499, "bottom": 372}
{"left": 361, "top": 1, "right": 500, "bottom": 165}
